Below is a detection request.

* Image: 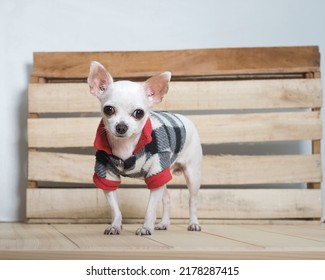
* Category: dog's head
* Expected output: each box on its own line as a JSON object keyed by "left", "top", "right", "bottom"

{"left": 88, "top": 61, "right": 171, "bottom": 139}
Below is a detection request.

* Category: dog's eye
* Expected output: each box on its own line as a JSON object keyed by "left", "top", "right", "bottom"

{"left": 103, "top": 106, "right": 115, "bottom": 116}
{"left": 132, "top": 109, "right": 144, "bottom": 120}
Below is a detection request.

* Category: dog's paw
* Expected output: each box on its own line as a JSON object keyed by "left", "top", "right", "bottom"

{"left": 104, "top": 226, "right": 122, "bottom": 235}
{"left": 187, "top": 223, "right": 201, "bottom": 232}
{"left": 135, "top": 227, "right": 152, "bottom": 236}
{"left": 154, "top": 223, "right": 168, "bottom": 230}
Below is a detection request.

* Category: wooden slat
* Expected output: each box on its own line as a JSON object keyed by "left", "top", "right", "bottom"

{"left": 201, "top": 154, "right": 321, "bottom": 185}
{"left": 28, "top": 117, "right": 98, "bottom": 148}
{"left": 54, "top": 224, "right": 257, "bottom": 250}
{"left": 26, "top": 188, "right": 322, "bottom": 220}
{"left": 0, "top": 224, "right": 77, "bottom": 250}
{"left": 193, "top": 111, "right": 322, "bottom": 144}
{"left": 29, "top": 83, "right": 98, "bottom": 113}
{"left": 32, "top": 46, "right": 320, "bottom": 79}
{"left": 28, "top": 151, "right": 322, "bottom": 185}
{"left": 28, "top": 111, "right": 322, "bottom": 148}
{"left": 200, "top": 225, "right": 325, "bottom": 248}
{"left": 52, "top": 224, "right": 170, "bottom": 250}
{"left": 242, "top": 225, "right": 325, "bottom": 242}
{"left": 28, "top": 79, "right": 323, "bottom": 113}
{"left": 161, "top": 79, "right": 323, "bottom": 111}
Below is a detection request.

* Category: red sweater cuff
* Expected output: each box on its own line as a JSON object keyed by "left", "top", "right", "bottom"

{"left": 145, "top": 168, "right": 172, "bottom": 189}
{"left": 93, "top": 174, "right": 120, "bottom": 191}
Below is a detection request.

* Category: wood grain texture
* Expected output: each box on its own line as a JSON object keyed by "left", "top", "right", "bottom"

{"left": 2, "top": 223, "right": 325, "bottom": 260}
{"left": 0, "top": 223, "right": 77, "bottom": 250}
{"left": 28, "top": 117, "right": 97, "bottom": 148}
{"left": 126, "top": 224, "right": 260, "bottom": 249}
{"left": 27, "top": 152, "right": 321, "bottom": 185}
{"left": 198, "top": 225, "right": 325, "bottom": 248}
{"left": 52, "top": 224, "right": 169, "bottom": 250}
{"left": 241, "top": 225, "right": 325, "bottom": 242}
{"left": 32, "top": 46, "right": 320, "bottom": 79}
{"left": 26, "top": 188, "right": 322, "bottom": 220}
{"left": 28, "top": 111, "right": 322, "bottom": 148}
{"left": 28, "top": 79, "right": 323, "bottom": 113}
{"left": 2, "top": 248, "right": 325, "bottom": 260}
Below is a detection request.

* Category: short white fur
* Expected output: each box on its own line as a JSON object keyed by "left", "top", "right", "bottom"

{"left": 88, "top": 61, "right": 202, "bottom": 235}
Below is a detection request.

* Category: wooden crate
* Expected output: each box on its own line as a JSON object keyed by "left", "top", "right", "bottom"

{"left": 26, "top": 46, "right": 323, "bottom": 223}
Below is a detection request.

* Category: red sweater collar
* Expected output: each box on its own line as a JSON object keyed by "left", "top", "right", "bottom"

{"left": 94, "top": 118, "right": 153, "bottom": 155}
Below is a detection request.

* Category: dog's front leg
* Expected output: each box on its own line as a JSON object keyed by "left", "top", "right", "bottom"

{"left": 136, "top": 186, "right": 165, "bottom": 236}
{"left": 103, "top": 190, "right": 122, "bottom": 235}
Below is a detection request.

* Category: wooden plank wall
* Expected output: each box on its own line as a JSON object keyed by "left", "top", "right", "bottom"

{"left": 26, "top": 46, "right": 323, "bottom": 223}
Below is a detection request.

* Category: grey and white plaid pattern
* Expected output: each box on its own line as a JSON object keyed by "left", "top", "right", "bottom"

{"left": 95, "top": 112, "right": 186, "bottom": 181}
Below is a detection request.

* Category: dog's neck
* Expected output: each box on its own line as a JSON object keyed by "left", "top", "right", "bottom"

{"left": 106, "top": 132, "right": 141, "bottom": 161}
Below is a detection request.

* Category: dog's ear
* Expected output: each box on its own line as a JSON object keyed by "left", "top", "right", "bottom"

{"left": 144, "top": 72, "right": 171, "bottom": 105}
{"left": 87, "top": 61, "right": 113, "bottom": 98}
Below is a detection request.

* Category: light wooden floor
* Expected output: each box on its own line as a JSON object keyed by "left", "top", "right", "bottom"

{"left": 1, "top": 223, "right": 325, "bottom": 259}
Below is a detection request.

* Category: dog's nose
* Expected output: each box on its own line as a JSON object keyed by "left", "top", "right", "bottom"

{"left": 116, "top": 123, "right": 128, "bottom": 135}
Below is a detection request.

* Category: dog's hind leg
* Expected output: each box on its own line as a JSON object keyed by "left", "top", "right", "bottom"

{"left": 174, "top": 115, "right": 202, "bottom": 231}
{"left": 183, "top": 163, "right": 202, "bottom": 232}
{"left": 155, "top": 185, "right": 170, "bottom": 230}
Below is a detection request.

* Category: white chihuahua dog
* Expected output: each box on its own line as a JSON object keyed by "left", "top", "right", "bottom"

{"left": 88, "top": 61, "right": 202, "bottom": 236}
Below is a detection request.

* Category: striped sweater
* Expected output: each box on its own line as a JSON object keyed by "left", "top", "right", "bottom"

{"left": 93, "top": 112, "right": 186, "bottom": 190}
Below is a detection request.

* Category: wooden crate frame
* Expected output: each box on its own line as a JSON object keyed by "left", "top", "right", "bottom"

{"left": 26, "top": 46, "right": 322, "bottom": 223}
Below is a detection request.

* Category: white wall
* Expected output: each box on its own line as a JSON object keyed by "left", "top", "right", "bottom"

{"left": 0, "top": 0, "right": 324, "bottom": 221}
